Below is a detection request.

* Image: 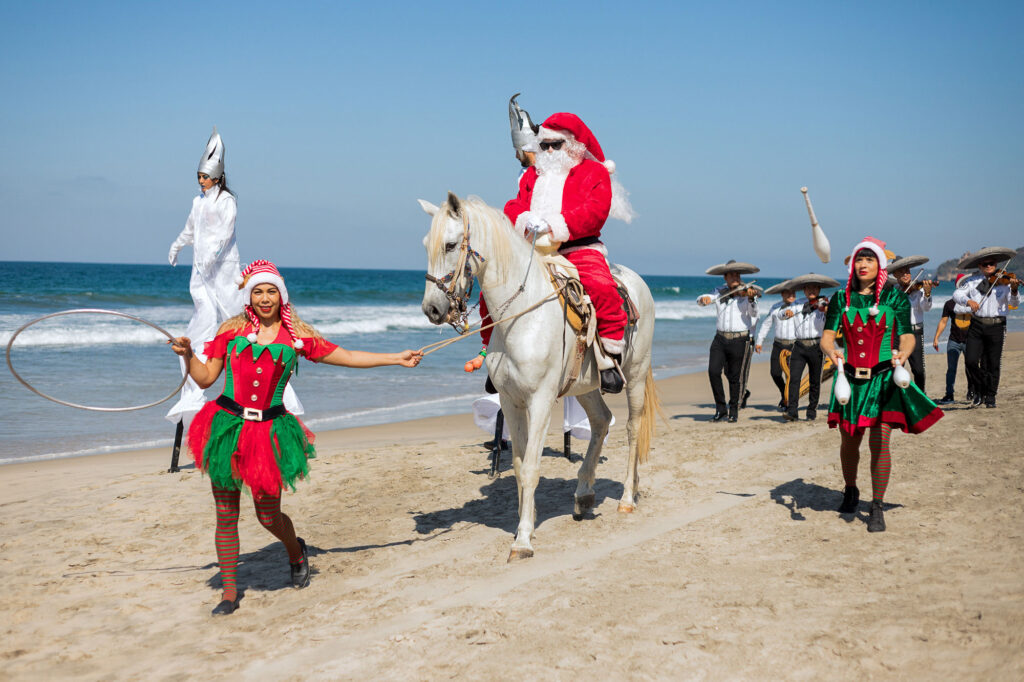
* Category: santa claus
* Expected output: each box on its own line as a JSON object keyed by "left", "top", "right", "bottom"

{"left": 504, "top": 112, "right": 630, "bottom": 393}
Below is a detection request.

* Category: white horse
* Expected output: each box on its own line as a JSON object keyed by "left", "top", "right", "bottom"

{"left": 419, "top": 193, "right": 660, "bottom": 561}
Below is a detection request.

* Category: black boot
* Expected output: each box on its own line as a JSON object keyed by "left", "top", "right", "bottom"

{"left": 867, "top": 501, "right": 886, "bottom": 532}
{"left": 291, "top": 537, "right": 310, "bottom": 588}
{"left": 600, "top": 354, "right": 624, "bottom": 394}
{"left": 838, "top": 486, "right": 859, "bottom": 513}
{"left": 740, "top": 389, "right": 751, "bottom": 409}
{"left": 484, "top": 376, "right": 497, "bottom": 394}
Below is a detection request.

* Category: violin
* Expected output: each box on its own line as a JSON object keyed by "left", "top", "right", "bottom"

{"left": 722, "top": 285, "right": 762, "bottom": 302}
{"left": 986, "top": 271, "right": 1021, "bottom": 288}
{"left": 905, "top": 279, "right": 940, "bottom": 294}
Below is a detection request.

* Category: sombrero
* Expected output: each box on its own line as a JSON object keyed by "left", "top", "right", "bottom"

{"left": 887, "top": 255, "right": 930, "bottom": 271}
{"left": 764, "top": 279, "right": 795, "bottom": 295}
{"left": 706, "top": 259, "right": 759, "bottom": 275}
{"left": 957, "top": 246, "right": 1017, "bottom": 270}
{"left": 788, "top": 273, "right": 842, "bottom": 290}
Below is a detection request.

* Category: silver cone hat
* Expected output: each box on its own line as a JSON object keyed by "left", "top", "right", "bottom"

{"left": 509, "top": 93, "right": 539, "bottom": 154}
{"left": 197, "top": 126, "right": 225, "bottom": 178}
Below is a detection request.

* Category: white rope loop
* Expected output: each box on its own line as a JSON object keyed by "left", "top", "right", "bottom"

{"left": 5, "top": 308, "right": 189, "bottom": 412}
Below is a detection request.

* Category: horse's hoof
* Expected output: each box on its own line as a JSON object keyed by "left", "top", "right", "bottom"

{"left": 573, "top": 493, "right": 595, "bottom": 520}
{"left": 617, "top": 502, "right": 636, "bottom": 513}
{"left": 507, "top": 547, "right": 534, "bottom": 562}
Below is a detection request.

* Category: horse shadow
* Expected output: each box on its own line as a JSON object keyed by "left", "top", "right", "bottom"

{"left": 410, "top": 458, "right": 624, "bottom": 535}
{"left": 770, "top": 478, "right": 903, "bottom": 526}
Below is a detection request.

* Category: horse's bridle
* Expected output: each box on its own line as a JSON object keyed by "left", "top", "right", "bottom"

{"left": 425, "top": 210, "right": 486, "bottom": 332}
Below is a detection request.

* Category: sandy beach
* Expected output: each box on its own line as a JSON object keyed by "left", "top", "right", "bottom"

{"left": 2, "top": 334, "right": 1022, "bottom": 680}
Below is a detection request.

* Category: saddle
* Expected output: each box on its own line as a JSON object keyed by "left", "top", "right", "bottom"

{"left": 541, "top": 253, "right": 640, "bottom": 396}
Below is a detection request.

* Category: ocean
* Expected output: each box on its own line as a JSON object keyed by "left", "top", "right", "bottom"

{"left": 1, "top": 261, "right": 1019, "bottom": 464}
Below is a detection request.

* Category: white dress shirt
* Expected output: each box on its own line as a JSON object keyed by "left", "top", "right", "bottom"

{"left": 792, "top": 297, "right": 827, "bottom": 339}
{"left": 756, "top": 300, "right": 798, "bottom": 346}
{"left": 952, "top": 273, "right": 1020, "bottom": 317}
{"left": 906, "top": 289, "right": 933, "bottom": 326}
{"left": 700, "top": 286, "right": 759, "bottom": 333}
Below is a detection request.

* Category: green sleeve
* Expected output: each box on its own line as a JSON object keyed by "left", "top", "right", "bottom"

{"left": 889, "top": 288, "right": 912, "bottom": 336}
{"left": 824, "top": 290, "right": 844, "bottom": 332}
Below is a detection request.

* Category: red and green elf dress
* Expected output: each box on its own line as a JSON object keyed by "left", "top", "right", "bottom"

{"left": 824, "top": 284, "right": 943, "bottom": 435}
{"left": 188, "top": 324, "right": 337, "bottom": 498}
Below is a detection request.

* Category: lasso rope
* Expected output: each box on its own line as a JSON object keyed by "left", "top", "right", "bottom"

{"left": 5, "top": 308, "right": 189, "bottom": 411}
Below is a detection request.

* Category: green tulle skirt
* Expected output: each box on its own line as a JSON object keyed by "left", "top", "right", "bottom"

{"left": 827, "top": 367, "right": 943, "bottom": 436}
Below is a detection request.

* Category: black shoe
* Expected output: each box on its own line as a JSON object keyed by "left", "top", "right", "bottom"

{"left": 867, "top": 500, "right": 886, "bottom": 532}
{"left": 838, "top": 486, "right": 859, "bottom": 513}
{"left": 806, "top": 410, "right": 817, "bottom": 421}
{"left": 985, "top": 397, "right": 996, "bottom": 408}
{"left": 212, "top": 596, "right": 240, "bottom": 616}
{"left": 777, "top": 399, "right": 786, "bottom": 411}
{"left": 711, "top": 411, "right": 728, "bottom": 422}
{"left": 740, "top": 389, "right": 751, "bottom": 409}
{"left": 970, "top": 394, "right": 984, "bottom": 408}
{"left": 727, "top": 414, "right": 738, "bottom": 423}
{"left": 484, "top": 376, "right": 497, "bottom": 394}
{"left": 965, "top": 390, "right": 975, "bottom": 401}
{"left": 600, "top": 368, "right": 624, "bottom": 394}
{"left": 937, "top": 394, "right": 954, "bottom": 404}
{"left": 483, "top": 438, "right": 509, "bottom": 450}
{"left": 783, "top": 412, "right": 798, "bottom": 422}
{"left": 290, "top": 537, "right": 310, "bottom": 589}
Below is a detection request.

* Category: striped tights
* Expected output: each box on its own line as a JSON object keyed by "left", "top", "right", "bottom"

{"left": 212, "top": 485, "right": 303, "bottom": 601}
{"left": 839, "top": 423, "right": 893, "bottom": 502}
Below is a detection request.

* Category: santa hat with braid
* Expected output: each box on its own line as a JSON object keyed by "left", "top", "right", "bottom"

{"left": 845, "top": 236, "right": 889, "bottom": 317}
{"left": 236, "top": 259, "right": 304, "bottom": 349}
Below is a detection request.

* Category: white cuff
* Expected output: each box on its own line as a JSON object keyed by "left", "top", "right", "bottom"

{"left": 600, "top": 336, "right": 625, "bottom": 355}
{"left": 548, "top": 214, "right": 570, "bottom": 243}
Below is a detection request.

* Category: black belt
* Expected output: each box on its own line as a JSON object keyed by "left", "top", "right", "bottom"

{"left": 911, "top": 323, "right": 924, "bottom": 333}
{"left": 560, "top": 236, "right": 601, "bottom": 249}
{"left": 972, "top": 316, "right": 1006, "bottom": 326}
{"left": 215, "top": 394, "right": 286, "bottom": 422}
{"left": 843, "top": 361, "right": 891, "bottom": 380}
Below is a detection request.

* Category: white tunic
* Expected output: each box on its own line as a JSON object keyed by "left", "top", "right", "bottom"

{"left": 755, "top": 300, "right": 798, "bottom": 346}
{"left": 906, "top": 289, "right": 933, "bottom": 326}
{"left": 699, "top": 286, "right": 758, "bottom": 333}
{"left": 952, "top": 274, "right": 1020, "bottom": 317}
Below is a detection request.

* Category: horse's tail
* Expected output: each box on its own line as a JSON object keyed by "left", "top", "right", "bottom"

{"left": 636, "top": 367, "right": 664, "bottom": 465}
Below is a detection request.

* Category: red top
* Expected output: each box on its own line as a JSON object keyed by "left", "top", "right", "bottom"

{"left": 503, "top": 159, "right": 612, "bottom": 242}
{"left": 203, "top": 324, "right": 337, "bottom": 410}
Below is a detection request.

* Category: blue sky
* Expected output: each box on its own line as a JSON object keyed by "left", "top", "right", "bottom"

{"left": 1, "top": 1, "right": 1021, "bottom": 277}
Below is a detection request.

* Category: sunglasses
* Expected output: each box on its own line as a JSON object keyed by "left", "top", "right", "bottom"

{"left": 979, "top": 261, "right": 997, "bottom": 267}
{"left": 539, "top": 140, "right": 565, "bottom": 151}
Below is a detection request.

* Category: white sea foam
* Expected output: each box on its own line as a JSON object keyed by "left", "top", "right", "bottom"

{"left": 653, "top": 300, "right": 717, "bottom": 320}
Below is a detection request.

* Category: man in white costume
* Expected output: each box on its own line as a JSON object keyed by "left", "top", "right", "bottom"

{"left": 167, "top": 127, "right": 302, "bottom": 427}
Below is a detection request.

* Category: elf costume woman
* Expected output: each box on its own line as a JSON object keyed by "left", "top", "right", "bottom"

{"left": 171, "top": 259, "right": 421, "bottom": 615}
{"left": 820, "top": 237, "right": 942, "bottom": 533}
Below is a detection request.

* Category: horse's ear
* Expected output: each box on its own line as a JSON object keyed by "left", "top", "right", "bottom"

{"left": 446, "top": 191, "right": 461, "bottom": 217}
{"left": 417, "top": 199, "right": 439, "bottom": 216}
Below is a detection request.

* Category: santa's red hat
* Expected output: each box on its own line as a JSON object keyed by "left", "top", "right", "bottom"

{"left": 538, "top": 113, "right": 617, "bottom": 174}
{"left": 236, "top": 259, "right": 303, "bottom": 349}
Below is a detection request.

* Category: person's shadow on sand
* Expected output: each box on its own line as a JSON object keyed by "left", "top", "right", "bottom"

{"left": 770, "top": 478, "right": 902, "bottom": 527}
{"left": 205, "top": 543, "right": 314, "bottom": 596}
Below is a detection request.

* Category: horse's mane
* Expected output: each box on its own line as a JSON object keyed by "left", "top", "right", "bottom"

{"left": 427, "top": 195, "right": 526, "bottom": 283}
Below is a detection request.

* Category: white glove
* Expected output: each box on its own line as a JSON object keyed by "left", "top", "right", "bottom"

{"left": 168, "top": 244, "right": 180, "bottom": 266}
{"left": 526, "top": 216, "right": 551, "bottom": 235}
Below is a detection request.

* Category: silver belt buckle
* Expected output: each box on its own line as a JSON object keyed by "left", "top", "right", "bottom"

{"left": 854, "top": 367, "right": 871, "bottom": 380}
{"left": 242, "top": 407, "right": 263, "bottom": 421}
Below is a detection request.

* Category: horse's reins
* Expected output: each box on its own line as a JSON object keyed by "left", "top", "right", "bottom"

{"left": 419, "top": 212, "right": 558, "bottom": 357}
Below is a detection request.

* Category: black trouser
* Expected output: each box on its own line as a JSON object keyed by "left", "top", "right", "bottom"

{"left": 787, "top": 340, "right": 823, "bottom": 418}
{"left": 908, "top": 327, "right": 925, "bottom": 392}
{"left": 769, "top": 340, "right": 793, "bottom": 402}
{"left": 709, "top": 333, "right": 749, "bottom": 415}
{"left": 964, "top": 319, "right": 1006, "bottom": 400}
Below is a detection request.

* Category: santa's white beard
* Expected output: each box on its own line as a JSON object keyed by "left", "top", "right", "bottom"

{"left": 534, "top": 138, "right": 585, "bottom": 177}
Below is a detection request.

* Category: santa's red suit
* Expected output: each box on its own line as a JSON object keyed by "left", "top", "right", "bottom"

{"left": 489, "top": 112, "right": 627, "bottom": 354}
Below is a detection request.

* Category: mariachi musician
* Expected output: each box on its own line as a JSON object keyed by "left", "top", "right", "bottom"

{"left": 953, "top": 246, "right": 1021, "bottom": 408}
{"left": 698, "top": 260, "right": 760, "bottom": 422}
{"left": 782, "top": 273, "right": 841, "bottom": 421}
{"left": 755, "top": 279, "right": 797, "bottom": 409}
{"left": 888, "top": 255, "right": 934, "bottom": 391}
